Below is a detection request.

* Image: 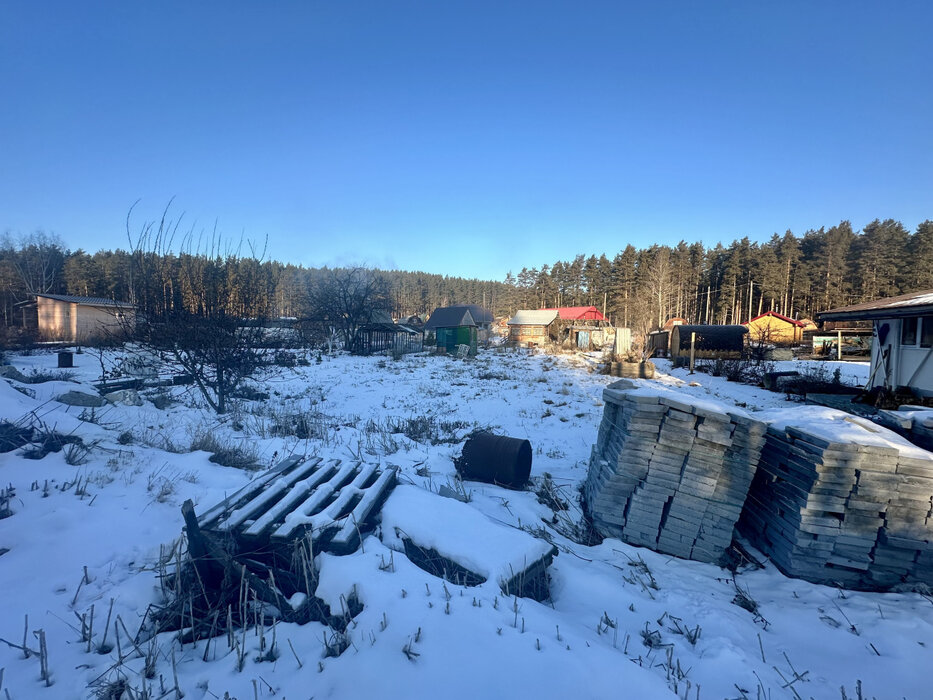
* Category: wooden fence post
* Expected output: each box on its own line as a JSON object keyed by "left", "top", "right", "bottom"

{"left": 689, "top": 332, "right": 696, "bottom": 373}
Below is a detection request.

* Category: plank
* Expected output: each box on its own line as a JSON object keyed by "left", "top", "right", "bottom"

{"left": 197, "top": 456, "right": 309, "bottom": 528}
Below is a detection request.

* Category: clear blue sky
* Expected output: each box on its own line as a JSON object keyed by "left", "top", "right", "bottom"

{"left": 1, "top": 1, "right": 931, "bottom": 281}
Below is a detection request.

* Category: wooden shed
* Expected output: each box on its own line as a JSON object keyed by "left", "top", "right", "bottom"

{"left": 424, "top": 306, "right": 478, "bottom": 356}
{"left": 745, "top": 311, "right": 806, "bottom": 345}
{"left": 669, "top": 324, "right": 747, "bottom": 362}
{"left": 648, "top": 330, "right": 670, "bottom": 357}
{"left": 445, "top": 304, "right": 493, "bottom": 342}
{"left": 507, "top": 309, "right": 559, "bottom": 346}
{"left": 27, "top": 293, "right": 135, "bottom": 343}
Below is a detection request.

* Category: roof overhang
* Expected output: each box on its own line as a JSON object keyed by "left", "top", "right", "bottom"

{"left": 816, "top": 305, "right": 933, "bottom": 323}
{"left": 815, "top": 290, "right": 933, "bottom": 323}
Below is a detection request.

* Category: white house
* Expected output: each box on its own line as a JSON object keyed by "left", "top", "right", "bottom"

{"left": 816, "top": 289, "right": 933, "bottom": 397}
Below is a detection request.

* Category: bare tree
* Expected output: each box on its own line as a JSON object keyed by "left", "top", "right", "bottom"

{"left": 304, "top": 267, "right": 391, "bottom": 349}
{"left": 643, "top": 247, "right": 675, "bottom": 330}
{"left": 126, "top": 204, "right": 271, "bottom": 414}
{"left": 0, "top": 231, "right": 67, "bottom": 296}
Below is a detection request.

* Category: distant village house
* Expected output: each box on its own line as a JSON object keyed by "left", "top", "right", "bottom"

{"left": 507, "top": 306, "right": 610, "bottom": 349}
{"left": 542, "top": 306, "right": 609, "bottom": 349}
{"left": 744, "top": 311, "right": 806, "bottom": 345}
{"left": 424, "top": 305, "right": 488, "bottom": 356}
{"left": 507, "top": 309, "right": 559, "bottom": 346}
{"left": 19, "top": 293, "right": 135, "bottom": 343}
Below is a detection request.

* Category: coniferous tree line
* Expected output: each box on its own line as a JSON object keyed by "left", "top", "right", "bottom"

{"left": 0, "top": 233, "right": 511, "bottom": 329}
{"left": 502, "top": 219, "right": 933, "bottom": 333}
{"left": 1, "top": 218, "right": 931, "bottom": 338}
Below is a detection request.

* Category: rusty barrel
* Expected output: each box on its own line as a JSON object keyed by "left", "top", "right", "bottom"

{"left": 457, "top": 432, "right": 532, "bottom": 488}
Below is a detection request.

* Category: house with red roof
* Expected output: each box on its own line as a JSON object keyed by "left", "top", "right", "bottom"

{"left": 542, "top": 306, "right": 607, "bottom": 322}
{"left": 745, "top": 311, "right": 806, "bottom": 345}
{"left": 538, "top": 306, "right": 610, "bottom": 349}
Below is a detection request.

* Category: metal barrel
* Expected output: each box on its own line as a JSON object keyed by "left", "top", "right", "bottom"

{"left": 458, "top": 432, "right": 532, "bottom": 488}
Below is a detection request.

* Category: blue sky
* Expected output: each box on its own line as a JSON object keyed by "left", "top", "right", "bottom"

{"left": 1, "top": 1, "right": 931, "bottom": 280}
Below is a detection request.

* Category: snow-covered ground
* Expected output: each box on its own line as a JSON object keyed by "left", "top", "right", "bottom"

{"left": 0, "top": 347, "right": 929, "bottom": 700}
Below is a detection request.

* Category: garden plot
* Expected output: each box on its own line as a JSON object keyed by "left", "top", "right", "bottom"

{"left": 1, "top": 347, "right": 932, "bottom": 700}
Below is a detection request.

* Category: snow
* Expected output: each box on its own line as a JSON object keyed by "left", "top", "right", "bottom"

{"left": 885, "top": 292, "right": 933, "bottom": 307}
{"left": 381, "top": 484, "right": 556, "bottom": 585}
{"left": 0, "top": 347, "right": 930, "bottom": 699}
{"left": 759, "top": 405, "right": 933, "bottom": 460}
{"left": 610, "top": 380, "right": 753, "bottom": 419}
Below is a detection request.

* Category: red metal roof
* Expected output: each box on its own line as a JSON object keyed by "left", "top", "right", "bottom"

{"left": 746, "top": 311, "right": 806, "bottom": 327}
{"left": 541, "top": 306, "right": 607, "bottom": 321}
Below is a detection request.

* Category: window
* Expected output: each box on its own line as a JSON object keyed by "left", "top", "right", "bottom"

{"left": 922, "top": 316, "right": 933, "bottom": 348}
{"left": 901, "top": 317, "right": 918, "bottom": 345}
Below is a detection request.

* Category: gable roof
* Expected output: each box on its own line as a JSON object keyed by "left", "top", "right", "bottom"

{"left": 366, "top": 310, "right": 395, "bottom": 325}
{"left": 450, "top": 304, "right": 493, "bottom": 324}
{"left": 424, "top": 306, "right": 476, "bottom": 330}
{"left": 542, "top": 306, "right": 607, "bottom": 321}
{"left": 662, "top": 317, "right": 687, "bottom": 330}
{"left": 35, "top": 293, "right": 135, "bottom": 308}
{"left": 816, "top": 289, "right": 933, "bottom": 322}
{"left": 507, "top": 309, "right": 560, "bottom": 326}
{"left": 746, "top": 311, "right": 806, "bottom": 328}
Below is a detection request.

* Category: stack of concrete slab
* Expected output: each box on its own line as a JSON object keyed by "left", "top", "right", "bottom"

{"left": 584, "top": 380, "right": 767, "bottom": 563}
{"left": 738, "top": 407, "right": 933, "bottom": 589}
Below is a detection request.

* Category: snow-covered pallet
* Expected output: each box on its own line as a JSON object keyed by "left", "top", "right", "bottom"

{"left": 584, "top": 380, "right": 767, "bottom": 564}
{"left": 198, "top": 456, "right": 399, "bottom": 555}
{"left": 738, "top": 409, "right": 933, "bottom": 590}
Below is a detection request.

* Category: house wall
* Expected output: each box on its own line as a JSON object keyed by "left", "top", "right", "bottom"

{"left": 36, "top": 297, "right": 133, "bottom": 342}
{"left": 509, "top": 324, "right": 549, "bottom": 345}
{"left": 871, "top": 317, "right": 933, "bottom": 396}
{"left": 746, "top": 316, "right": 801, "bottom": 344}
{"left": 436, "top": 326, "right": 477, "bottom": 355}
{"left": 75, "top": 305, "right": 133, "bottom": 342}
{"left": 37, "top": 297, "right": 75, "bottom": 340}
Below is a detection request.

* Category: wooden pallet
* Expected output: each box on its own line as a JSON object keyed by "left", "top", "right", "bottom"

{"left": 197, "top": 456, "right": 398, "bottom": 555}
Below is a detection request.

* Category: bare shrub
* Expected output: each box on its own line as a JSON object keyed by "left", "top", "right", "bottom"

{"left": 364, "top": 415, "right": 472, "bottom": 445}
{"left": 64, "top": 441, "right": 94, "bottom": 466}
{"left": 189, "top": 430, "right": 260, "bottom": 470}
{"left": 21, "top": 368, "right": 76, "bottom": 384}
{"left": 147, "top": 471, "right": 176, "bottom": 503}
{"left": 0, "top": 485, "right": 14, "bottom": 519}
{"left": 21, "top": 424, "right": 83, "bottom": 460}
